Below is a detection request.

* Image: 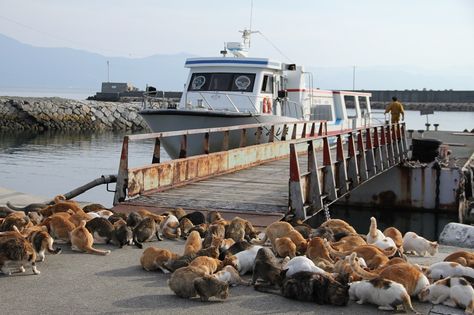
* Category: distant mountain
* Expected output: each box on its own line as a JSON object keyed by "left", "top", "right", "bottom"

{"left": 0, "top": 33, "right": 191, "bottom": 91}
{"left": 0, "top": 33, "right": 472, "bottom": 92}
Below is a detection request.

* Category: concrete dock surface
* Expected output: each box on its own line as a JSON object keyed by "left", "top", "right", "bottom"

{"left": 0, "top": 236, "right": 467, "bottom": 315}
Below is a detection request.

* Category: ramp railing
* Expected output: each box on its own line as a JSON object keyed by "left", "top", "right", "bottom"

{"left": 289, "top": 123, "right": 408, "bottom": 220}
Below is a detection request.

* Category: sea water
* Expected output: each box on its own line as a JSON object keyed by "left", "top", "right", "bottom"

{"left": 0, "top": 110, "right": 472, "bottom": 208}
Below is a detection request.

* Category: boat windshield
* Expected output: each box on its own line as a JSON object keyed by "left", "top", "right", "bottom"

{"left": 188, "top": 72, "right": 256, "bottom": 93}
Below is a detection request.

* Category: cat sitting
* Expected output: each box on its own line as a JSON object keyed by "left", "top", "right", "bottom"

{"left": 403, "top": 231, "right": 438, "bottom": 256}
{"left": 418, "top": 276, "right": 474, "bottom": 314}
{"left": 70, "top": 220, "right": 111, "bottom": 255}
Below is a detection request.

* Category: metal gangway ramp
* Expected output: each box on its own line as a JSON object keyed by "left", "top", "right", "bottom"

{"left": 112, "top": 121, "right": 408, "bottom": 224}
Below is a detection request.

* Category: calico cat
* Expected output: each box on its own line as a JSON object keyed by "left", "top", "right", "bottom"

{"left": 425, "top": 261, "right": 474, "bottom": 281}
{"left": 444, "top": 251, "right": 474, "bottom": 268}
{"left": 349, "top": 278, "right": 418, "bottom": 313}
{"left": 403, "top": 231, "right": 438, "bottom": 256}
{"left": 0, "top": 227, "right": 40, "bottom": 275}
{"left": 133, "top": 217, "right": 160, "bottom": 248}
{"left": 193, "top": 275, "right": 229, "bottom": 302}
{"left": 159, "top": 214, "right": 181, "bottom": 239}
{"left": 348, "top": 252, "right": 429, "bottom": 297}
{"left": 183, "top": 230, "right": 202, "bottom": 256}
{"left": 213, "top": 265, "right": 250, "bottom": 286}
{"left": 255, "top": 271, "right": 350, "bottom": 306}
{"left": 282, "top": 256, "right": 328, "bottom": 278}
{"left": 70, "top": 220, "right": 111, "bottom": 255}
{"left": 28, "top": 230, "right": 61, "bottom": 262}
{"left": 418, "top": 276, "right": 474, "bottom": 314}
{"left": 251, "top": 247, "right": 284, "bottom": 286}
{"left": 140, "top": 247, "right": 179, "bottom": 273}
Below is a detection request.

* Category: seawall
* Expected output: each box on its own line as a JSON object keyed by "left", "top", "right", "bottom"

{"left": 0, "top": 97, "right": 178, "bottom": 131}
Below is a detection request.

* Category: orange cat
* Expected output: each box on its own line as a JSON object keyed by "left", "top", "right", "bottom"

{"left": 136, "top": 208, "right": 164, "bottom": 224}
{"left": 68, "top": 210, "right": 92, "bottom": 227}
{"left": 319, "top": 219, "right": 357, "bottom": 235}
{"left": 252, "top": 221, "right": 295, "bottom": 248}
{"left": 330, "top": 234, "right": 366, "bottom": 252}
{"left": 383, "top": 227, "right": 404, "bottom": 251}
{"left": 349, "top": 252, "right": 430, "bottom": 297}
{"left": 70, "top": 220, "right": 110, "bottom": 255}
{"left": 189, "top": 256, "right": 223, "bottom": 275}
{"left": 306, "top": 237, "right": 333, "bottom": 263}
{"left": 183, "top": 231, "right": 202, "bottom": 256}
{"left": 287, "top": 230, "right": 308, "bottom": 254}
{"left": 444, "top": 251, "right": 474, "bottom": 268}
{"left": 274, "top": 237, "right": 296, "bottom": 258}
{"left": 140, "top": 247, "right": 179, "bottom": 273}
{"left": 42, "top": 215, "right": 76, "bottom": 243}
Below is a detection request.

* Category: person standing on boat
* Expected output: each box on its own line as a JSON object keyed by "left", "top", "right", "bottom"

{"left": 384, "top": 96, "right": 405, "bottom": 123}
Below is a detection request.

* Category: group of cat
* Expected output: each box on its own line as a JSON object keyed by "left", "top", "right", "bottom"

{"left": 0, "top": 195, "right": 193, "bottom": 275}
{"left": 140, "top": 212, "right": 474, "bottom": 314}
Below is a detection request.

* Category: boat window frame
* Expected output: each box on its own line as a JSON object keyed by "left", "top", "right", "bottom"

{"left": 187, "top": 72, "right": 256, "bottom": 93}
{"left": 261, "top": 74, "right": 274, "bottom": 94}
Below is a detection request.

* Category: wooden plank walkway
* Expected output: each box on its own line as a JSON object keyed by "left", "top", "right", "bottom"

{"left": 123, "top": 157, "right": 292, "bottom": 214}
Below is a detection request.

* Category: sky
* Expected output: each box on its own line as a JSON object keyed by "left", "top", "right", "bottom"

{"left": 1, "top": 0, "right": 473, "bottom": 70}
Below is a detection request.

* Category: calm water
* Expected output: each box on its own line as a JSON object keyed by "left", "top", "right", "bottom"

{"left": 0, "top": 110, "right": 472, "bottom": 209}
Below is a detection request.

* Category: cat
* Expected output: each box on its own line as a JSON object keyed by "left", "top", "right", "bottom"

{"left": 444, "top": 251, "right": 474, "bottom": 268}
{"left": 203, "top": 223, "right": 226, "bottom": 248}
{"left": 312, "top": 226, "right": 335, "bottom": 242}
{"left": 324, "top": 239, "right": 395, "bottom": 269}
{"left": 189, "top": 256, "right": 223, "bottom": 275}
{"left": 225, "top": 216, "right": 257, "bottom": 242}
{"left": 82, "top": 203, "right": 108, "bottom": 213}
{"left": 349, "top": 277, "right": 418, "bottom": 313}
{"left": 70, "top": 220, "right": 111, "bottom": 255}
{"left": 164, "top": 246, "right": 220, "bottom": 272}
{"left": 159, "top": 214, "right": 181, "bottom": 239}
{"left": 207, "top": 211, "right": 226, "bottom": 224}
{"left": 6, "top": 201, "right": 48, "bottom": 214}
{"left": 282, "top": 256, "right": 328, "bottom": 278}
{"left": 306, "top": 237, "right": 333, "bottom": 263}
{"left": 37, "top": 195, "right": 83, "bottom": 217}
{"left": 329, "top": 234, "right": 367, "bottom": 252}
{"left": 179, "top": 217, "right": 194, "bottom": 239}
{"left": 213, "top": 265, "right": 250, "bottom": 286}
{"left": 193, "top": 275, "right": 229, "bottom": 302}
{"left": 218, "top": 240, "right": 252, "bottom": 260}
{"left": 348, "top": 252, "right": 429, "bottom": 297}
{"left": 28, "top": 230, "right": 61, "bottom": 262}
{"left": 403, "top": 231, "right": 438, "bottom": 256}
{"left": 251, "top": 247, "right": 284, "bottom": 287}
{"left": 168, "top": 265, "right": 208, "bottom": 298}
{"left": 85, "top": 217, "right": 114, "bottom": 244}
{"left": 0, "top": 212, "right": 31, "bottom": 232}
{"left": 136, "top": 208, "right": 164, "bottom": 224}
{"left": 126, "top": 212, "right": 143, "bottom": 229}
{"left": 87, "top": 209, "right": 114, "bottom": 219}
{"left": 180, "top": 211, "right": 206, "bottom": 226}
{"left": 111, "top": 221, "right": 133, "bottom": 248}
{"left": 42, "top": 214, "right": 76, "bottom": 243}
{"left": 333, "top": 254, "right": 367, "bottom": 282}
{"left": 140, "top": 247, "right": 179, "bottom": 273}
{"left": 223, "top": 245, "right": 263, "bottom": 275}
{"left": 188, "top": 223, "right": 208, "bottom": 238}
{"left": 68, "top": 210, "right": 93, "bottom": 227}
{"left": 274, "top": 237, "right": 296, "bottom": 258}
{"left": 383, "top": 227, "right": 404, "bottom": 251}
{"left": 0, "top": 227, "right": 40, "bottom": 275}
{"left": 318, "top": 218, "right": 357, "bottom": 236}
{"left": 425, "top": 261, "right": 474, "bottom": 281}
{"left": 418, "top": 276, "right": 474, "bottom": 314}
{"left": 170, "top": 207, "right": 187, "bottom": 220}
{"left": 366, "top": 216, "right": 384, "bottom": 244}
{"left": 183, "top": 230, "right": 202, "bottom": 256}
{"left": 251, "top": 221, "right": 297, "bottom": 250}
{"left": 255, "top": 271, "right": 350, "bottom": 306}
{"left": 133, "top": 217, "right": 160, "bottom": 248}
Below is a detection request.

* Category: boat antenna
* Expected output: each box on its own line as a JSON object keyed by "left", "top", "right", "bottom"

{"left": 249, "top": 0, "right": 253, "bottom": 47}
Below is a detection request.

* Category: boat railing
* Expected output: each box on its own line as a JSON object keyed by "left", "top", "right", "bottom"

{"left": 114, "top": 119, "right": 330, "bottom": 204}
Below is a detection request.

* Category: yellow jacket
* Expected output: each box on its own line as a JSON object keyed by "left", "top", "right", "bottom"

{"left": 385, "top": 101, "right": 405, "bottom": 117}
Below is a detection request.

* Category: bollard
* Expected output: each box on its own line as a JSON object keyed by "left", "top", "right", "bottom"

{"left": 417, "top": 130, "right": 424, "bottom": 138}
{"left": 434, "top": 123, "right": 439, "bottom": 131}
{"left": 425, "top": 123, "right": 431, "bottom": 131}
{"left": 407, "top": 129, "right": 414, "bottom": 139}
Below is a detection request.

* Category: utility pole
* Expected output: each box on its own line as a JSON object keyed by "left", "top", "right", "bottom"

{"left": 352, "top": 65, "right": 356, "bottom": 91}
{"left": 107, "top": 60, "right": 110, "bottom": 82}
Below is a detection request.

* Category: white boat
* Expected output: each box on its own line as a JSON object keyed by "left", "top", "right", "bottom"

{"left": 139, "top": 29, "right": 375, "bottom": 159}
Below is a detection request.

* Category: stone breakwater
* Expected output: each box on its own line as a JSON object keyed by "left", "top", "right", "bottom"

{"left": 0, "top": 97, "right": 178, "bottom": 131}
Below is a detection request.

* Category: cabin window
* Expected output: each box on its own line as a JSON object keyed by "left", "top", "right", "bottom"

{"left": 188, "top": 73, "right": 255, "bottom": 92}
{"left": 261, "top": 74, "right": 273, "bottom": 94}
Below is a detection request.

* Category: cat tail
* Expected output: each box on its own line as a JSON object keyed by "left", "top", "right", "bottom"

{"left": 133, "top": 232, "right": 143, "bottom": 249}
{"left": 54, "top": 195, "right": 67, "bottom": 204}
{"left": 348, "top": 252, "right": 379, "bottom": 280}
{"left": 369, "top": 217, "right": 378, "bottom": 240}
{"left": 382, "top": 246, "right": 398, "bottom": 257}
{"left": 322, "top": 239, "right": 350, "bottom": 259}
{"left": 85, "top": 246, "right": 111, "bottom": 256}
{"left": 401, "top": 291, "right": 419, "bottom": 314}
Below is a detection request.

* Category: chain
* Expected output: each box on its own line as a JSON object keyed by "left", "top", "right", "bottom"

{"left": 323, "top": 204, "right": 331, "bottom": 221}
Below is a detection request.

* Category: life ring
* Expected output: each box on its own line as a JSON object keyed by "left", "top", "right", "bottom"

{"left": 263, "top": 97, "right": 272, "bottom": 114}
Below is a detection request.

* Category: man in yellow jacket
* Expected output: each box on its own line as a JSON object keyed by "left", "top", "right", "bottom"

{"left": 384, "top": 96, "right": 405, "bottom": 123}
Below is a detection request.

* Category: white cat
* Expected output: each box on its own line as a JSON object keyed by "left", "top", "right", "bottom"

{"left": 403, "top": 231, "right": 438, "bottom": 256}
{"left": 425, "top": 261, "right": 474, "bottom": 281}
{"left": 282, "top": 256, "right": 328, "bottom": 277}
{"left": 366, "top": 216, "right": 385, "bottom": 244}
{"left": 372, "top": 237, "right": 396, "bottom": 250}
{"left": 349, "top": 278, "right": 418, "bottom": 313}
{"left": 231, "top": 245, "right": 263, "bottom": 275}
{"left": 212, "top": 265, "right": 250, "bottom": 286}
{"left": 418, "top": 276, "right": 474, "bottom": 314}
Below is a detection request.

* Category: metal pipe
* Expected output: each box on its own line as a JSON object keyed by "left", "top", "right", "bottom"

{"left": 60, "top": 174, "right": 117, "bottom": 202}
